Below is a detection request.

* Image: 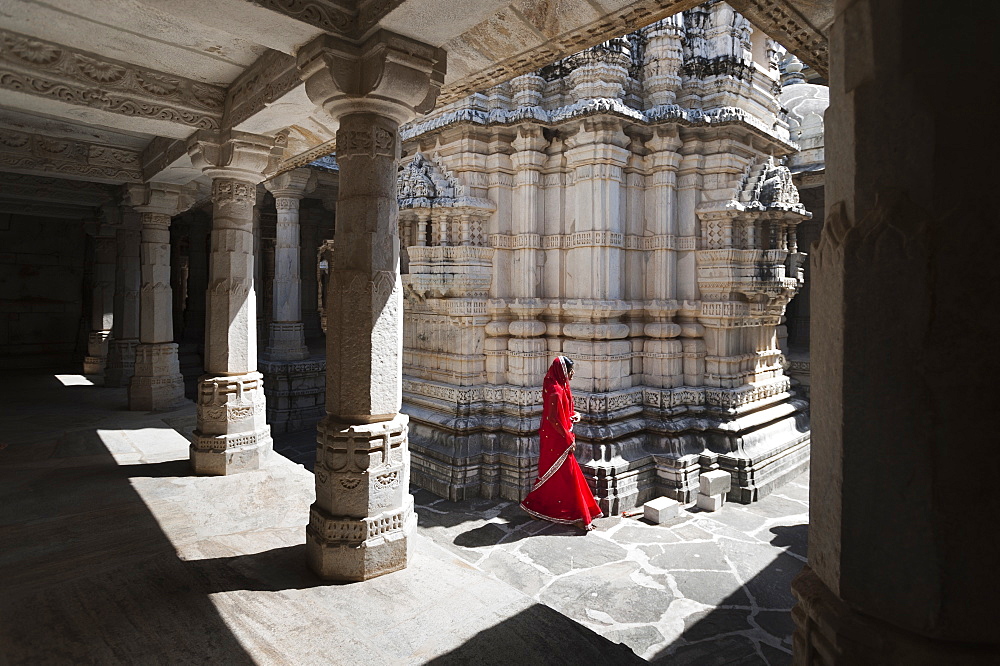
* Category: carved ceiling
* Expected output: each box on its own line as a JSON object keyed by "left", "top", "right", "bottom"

{"left": 0, "top": 0, "right": 829, "bottom": 193}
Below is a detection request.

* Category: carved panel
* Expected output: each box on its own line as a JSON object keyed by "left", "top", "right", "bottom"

{"left": 0, "top": 29, "right": 223, "bottom": 130}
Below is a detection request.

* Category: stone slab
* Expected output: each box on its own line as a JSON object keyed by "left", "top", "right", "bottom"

{"left": 644, "top": 495, "right": 681, "bottom": 523}
{"left": 699, "top": 469, "right": 732, "bottom": 496}
{"left": 697, "top": 493, "right": 725, "bottom": 511}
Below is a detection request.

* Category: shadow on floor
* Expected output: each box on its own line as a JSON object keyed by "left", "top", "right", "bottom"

{"left": 0, "top": 371, "right": 255, "bottom": 664}
{"left": 649, "top": 524, "right": 807, "bottom": 665}
{"left": 426, "top": 603, "right": 643, "bottom": 665}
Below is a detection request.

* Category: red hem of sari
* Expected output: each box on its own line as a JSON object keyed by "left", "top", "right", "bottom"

{"left": 520, "top": 502, "right": 605, "bottom": 526}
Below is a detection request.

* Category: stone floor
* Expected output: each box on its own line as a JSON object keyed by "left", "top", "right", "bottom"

{"left": 272, "top": 426, "right": 808, "bottom": 664}
{"left": 0, "top": 370, "right": 808, "bottom": 664}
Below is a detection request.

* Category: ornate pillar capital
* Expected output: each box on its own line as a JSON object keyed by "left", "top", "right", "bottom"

{"left": 186, "top": 130, "right": 275, "bottom": 183}
{"left": 296, "top": 30, "right": 446, "bottom": 125}
{"left": 264, "top": 168, "right": 317, "bottom": 200}
{"left": 123, "top": 182, "right": 186, "bottom": 218}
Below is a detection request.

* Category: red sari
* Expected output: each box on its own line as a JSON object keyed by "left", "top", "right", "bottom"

{"left": 520, "top": 357, "right": 603, "bottom": 527}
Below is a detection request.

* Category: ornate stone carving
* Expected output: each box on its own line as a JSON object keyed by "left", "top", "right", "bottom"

{"left": 297, "top": 30, "right": 446, "bottom": 124}
{"left": 0, "top": 127, "right": 141, "bottom": 182}
{"left": 0, "top": 29, "right": 223, "bottom": 131}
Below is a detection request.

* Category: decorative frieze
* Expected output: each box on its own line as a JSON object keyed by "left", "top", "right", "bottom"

{"left": 0, "top": 29, "right": 223, "bottom": 131}
{"left": 0, "top": 128, "right": 141, "bottom": 182}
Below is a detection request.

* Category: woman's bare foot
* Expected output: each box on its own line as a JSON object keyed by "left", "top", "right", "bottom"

{"left": 575, "top": 519, "right": 595, "bottom": 532}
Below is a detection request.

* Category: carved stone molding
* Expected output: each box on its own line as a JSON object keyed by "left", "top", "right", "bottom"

{"left": 727, "top": 0, "right": 829, "bottom": 78}
{"left": 224, "top": 50, "right": 301, "bottom": 130}
{"left": 297, "top": 30, "right": 446, "bottom": 124}
{"left": 255, "top": 0, "right": 354, "bottom": 35}
{"left": 0, "top": 127, "right": 141, "bottom": 183}
{"left": 437, "top": 0, "right": 704, "bottom": 106}
{"left": 252, "top": 0, "right": 408, "bottom": 41}
{"left": 0, "top": 29, "right": 224, "bottom": 131}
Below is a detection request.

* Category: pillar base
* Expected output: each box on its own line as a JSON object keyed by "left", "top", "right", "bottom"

{"left": 190, "top": 429, "right": 273, "bottom": 475}
{"left": 83, "top": 331, "right": 112, "bottom": 376}
{"left": 260, "top": 357, "right": 325, "bottom": 433}
{"left": 128, "top": 343, "right": 185, "bottom": 410}
{"left": 306, "top": 498, "right": 416, "bottom": 581}
{"left": 307, "top": 414, "right": 414, "bottom": 581}
{"left": 264, "top": 322, "right": 310, "bottom": 361}
{"left": 791, "top": 566, "right": 999, "bottom": 665}
{"left": 105, "top": 339, "right": 138, "bottom": 388}
{"left": 191, "top": 371, "right": 273, "bottom": 475}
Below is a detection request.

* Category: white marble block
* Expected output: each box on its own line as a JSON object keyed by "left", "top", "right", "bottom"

{"left": 643, "top": 496, "right": 680, "bottom": 524}
{"left": 697, "top": 493, "right": 725, "bottom": 512}
{"left": 699, "top": 470, "right": 732, "bottom": 497}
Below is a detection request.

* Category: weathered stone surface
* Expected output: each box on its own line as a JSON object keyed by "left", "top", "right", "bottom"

{"left": 540, "top": 561, "right": 675, "bottom": 625}
{"left": 400, "top": 7, "right": 811, "bottom": 510}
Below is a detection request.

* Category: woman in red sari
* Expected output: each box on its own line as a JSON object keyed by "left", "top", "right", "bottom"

{"left": 520, "top": 356, "right": 603, "bottom": 531}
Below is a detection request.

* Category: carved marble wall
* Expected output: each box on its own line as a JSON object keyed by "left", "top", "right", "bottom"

{"left": 398, "top": 1, "right": 812, "bottom": 512}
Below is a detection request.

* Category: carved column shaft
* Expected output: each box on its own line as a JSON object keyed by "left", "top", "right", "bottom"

{"left": 83, "top": 232, "right": 116, "bottom": 377}
{"left": 297, "top": 28, "right": 445, "bottom": 581}
{"left": 185, "top": 130, "right": 275, "bottom": 474}
{"left": 190, "top": 176, "right": 271, "bottom": 475}
{"left": 264, "top": 169, "right": 314, "bottom": 361}
{"left": 129, "top": 208, "right": 185, "bottom": 410}
{"left": 105, "top": 221, "right": 141, "bottom": 387}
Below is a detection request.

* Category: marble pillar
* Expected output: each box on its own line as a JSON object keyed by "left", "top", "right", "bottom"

{"left": 83, "top": 228, "right": 116, "bottom": 378}
{"left": 791, "top": 1, "right": 999, "bottom": 662}
{"left": 105, "top": 213, "right": 141, "bottom": 388}
{"left": 296, "top": 30, "right": 445, "bottom": 580}
{"left": 187, "top": 131, "right": 275, "bottom": 475}
{"left": 126, "top": 185, "right": 186, "bottom": 410}
{"left": 263, "top": 169, "right": 314, "bottom": 361}
{"left": 261, "top": 170, "right": 324, "bottom": 434}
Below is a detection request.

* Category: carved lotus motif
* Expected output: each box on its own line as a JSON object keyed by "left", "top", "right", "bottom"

{"left": 192, "top": 83, "right": 224, "bottom": 109}
{"left": 35, "top": 138, "right": 73, "bottom": 155}
{"left": 0, "top": 130, "right": 29, "bottom": 148}
{"left": 138, "top": 73, "right": 179, "bottom": 96}
{"left": 74, "top": 56, "right": 126, "bottom": 83}
{"left": 7, "top": 38, "right": 61, "bottom": 65}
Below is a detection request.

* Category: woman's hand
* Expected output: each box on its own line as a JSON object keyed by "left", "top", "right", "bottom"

{"left": 570, "top": 412, "right": 581, "bottom": 423}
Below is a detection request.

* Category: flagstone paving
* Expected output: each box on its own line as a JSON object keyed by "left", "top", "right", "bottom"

{"left": 414, "top": 473, "right": 809, "bottom": 665}
{"left": 273, "top": 427, "right": 809, "bottom": 664}
{"left": 408, "top": 480, "right": 808, "bottom": 665}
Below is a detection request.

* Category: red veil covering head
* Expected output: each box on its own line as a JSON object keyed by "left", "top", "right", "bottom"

{"left": 520, "top": 357, "right": 603, "bottom": 527}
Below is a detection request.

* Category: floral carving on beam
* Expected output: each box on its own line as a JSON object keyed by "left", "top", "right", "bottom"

{"left": 0, "top": 127, "right": 142, "bottom": 183}
{"left": 0, "top": 29, "right": 225, "bottom": 131}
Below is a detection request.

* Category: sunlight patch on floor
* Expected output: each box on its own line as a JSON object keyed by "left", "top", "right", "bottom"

{"left": 54, "top": 374, "right": 94, "bottom": 386}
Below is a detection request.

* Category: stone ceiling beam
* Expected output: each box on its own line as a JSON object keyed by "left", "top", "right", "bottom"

{"left": 0, "top": 126, "right": 142, "bottom": 184}
{"left": 727, "top": 0, "right": 830, "bottom": 78}
{"left": 0, "top": 171, "right": 117, "bottom": 207}
{"left": 0, "top": 28, "right": 225, "bottom": 137}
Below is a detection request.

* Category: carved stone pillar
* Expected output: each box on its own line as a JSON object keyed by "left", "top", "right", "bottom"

{"left": 105, "top": 212, "right": 142, "bottom": 388}
{"left": 263, "top": 169, "right": 315, "bottom": 361}
{"left": 187, "top": 131, "right": 275, "bottom": 475}
{"left": 126, "top": 185, "right": 186, "bottom": 410}
{"left": 297, "top": 30, "right": 445, "bottom": 581}
{"left": 83, "top": 227, "right": 116, "bottom": 378}
{"left": 791, "top": 1, "right": 999, "bottom": 662}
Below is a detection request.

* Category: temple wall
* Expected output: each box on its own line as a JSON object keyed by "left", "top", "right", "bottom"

{"left": 397, "top": 2, "right": 815, "bottom": 512}
{"left": 0, "top": 213, "right": 87, "bottom": 370}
